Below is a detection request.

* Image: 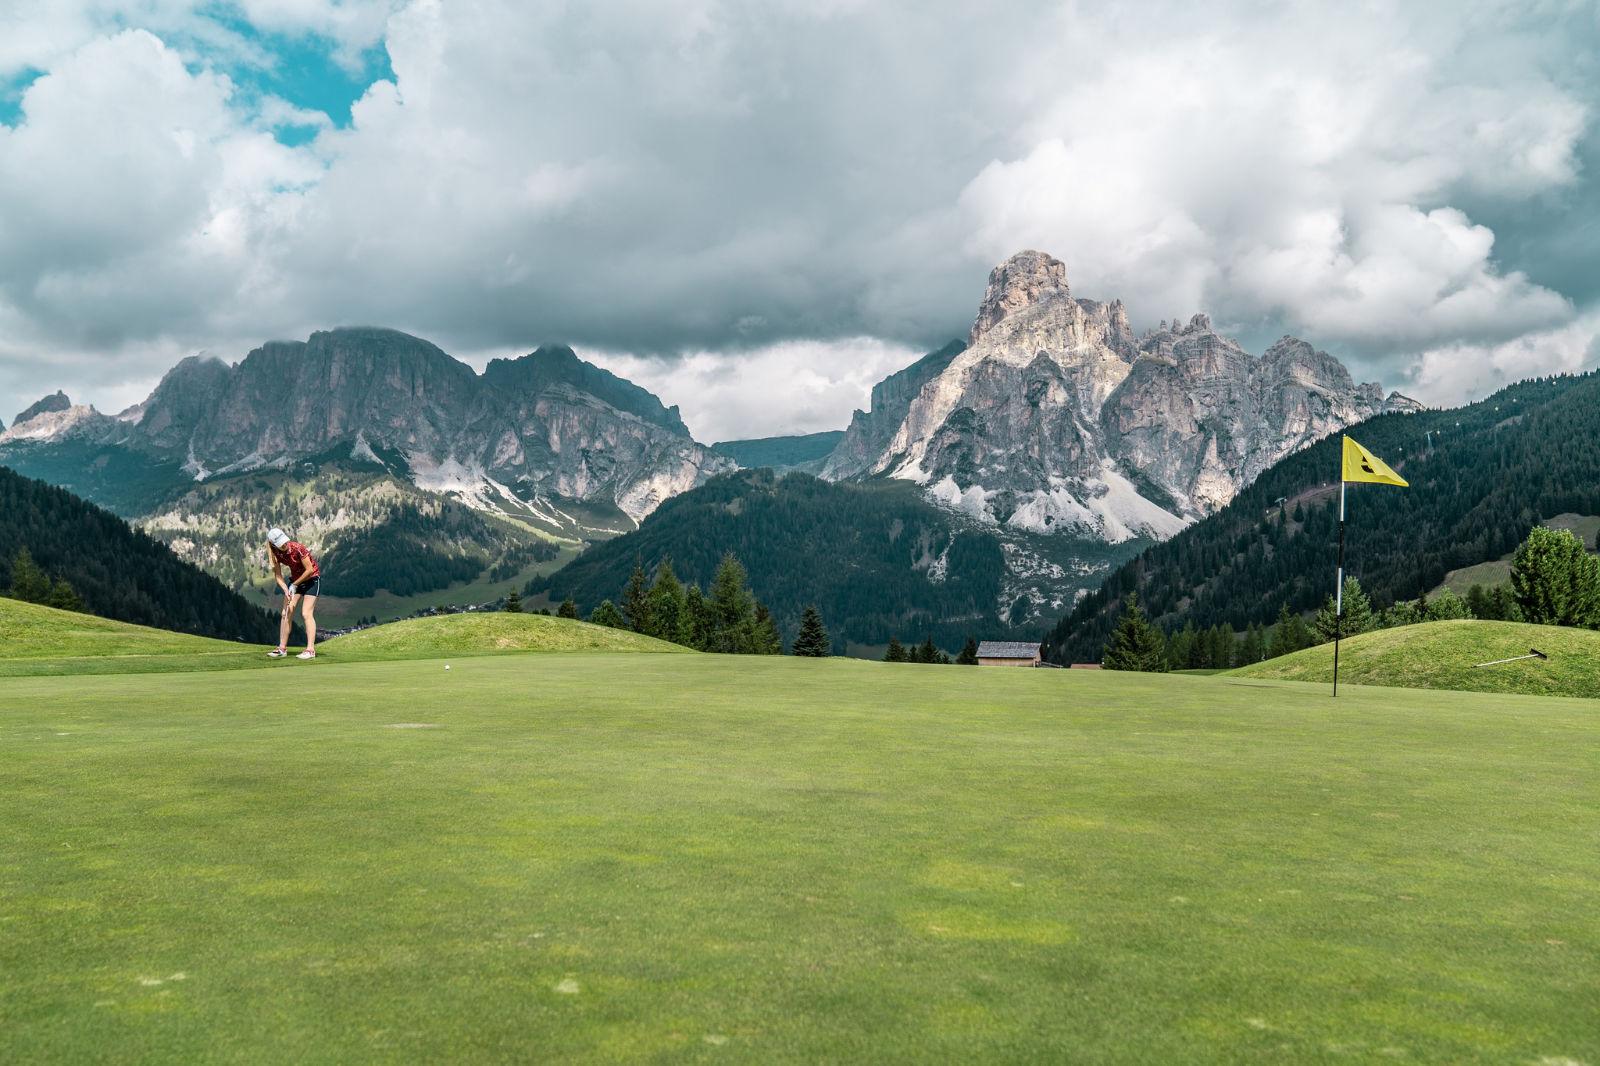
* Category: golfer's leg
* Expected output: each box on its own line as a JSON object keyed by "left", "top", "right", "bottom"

{"left": 279, "top": 594, "right": 297, "bottom": 649}
{"left": 301, "top": 595, "right": 317, "bottom": 652}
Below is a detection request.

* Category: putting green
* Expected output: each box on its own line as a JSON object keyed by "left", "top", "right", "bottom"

{"left": 1232, "top": 619, "right": 1600, "bottom": 698}
{"left": 3, "top": 649, "right": 1595, "bottom": 1063}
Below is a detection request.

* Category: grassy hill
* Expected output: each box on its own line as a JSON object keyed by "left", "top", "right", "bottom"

{"left": 0, "top": 596, "right": 255, "bottom": 676}
{"left": 2, "top": 655, "right": 1595, "bottom": 1061}
{"left": 324, "top": 611, "right": 689, "bottom": 660}
{"left": 1232, "top": 619, "right": 1600, "bottom": 697}
{"left": 0, "top": 599, "right": 683, "bottom": 677}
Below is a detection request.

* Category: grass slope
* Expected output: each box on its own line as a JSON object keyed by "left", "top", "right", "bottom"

{"left": 324, "top": 611, "right": 689, "bottom": 660}
{"left": 1233, "top": 619, "right": 1600, "bottom": 697}
{"left": 1, "top": 659, "right": 1595, "bottom": 1063}
{"left": 0, "top": 599, "right": 683, "bottom": 677}
{"left": 0, "top": 597, "right": 256, "bottom": 676}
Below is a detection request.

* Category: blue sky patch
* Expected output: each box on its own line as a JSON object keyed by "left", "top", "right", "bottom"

{"left": 195, "top": 5, "right": 393, "bottom": 142}
{"left": 0, "top": 68, "right": 43, "bottom": 127}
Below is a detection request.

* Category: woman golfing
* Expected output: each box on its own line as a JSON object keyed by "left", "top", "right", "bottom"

{"left": 266, "top": 527, "right": 322, "bottom": 660}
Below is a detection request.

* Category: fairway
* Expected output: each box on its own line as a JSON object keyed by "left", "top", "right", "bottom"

{"left": 3, "top": 654, "right": 1597, "bottom": 1064}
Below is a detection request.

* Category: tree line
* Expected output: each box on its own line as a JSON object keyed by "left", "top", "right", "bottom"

{"left": 530, "top": 551, "right": 835, "bottom": 656}
{"left": 532, "top": 469, "right": 1013, "bottom": 648}
{"left": 1101, "top": 524, "right": 1600, "bottom": 671}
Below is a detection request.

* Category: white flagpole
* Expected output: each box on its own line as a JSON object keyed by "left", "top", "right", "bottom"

{"left": 1333, "top": 479, "right": 1346, "bottom": 697}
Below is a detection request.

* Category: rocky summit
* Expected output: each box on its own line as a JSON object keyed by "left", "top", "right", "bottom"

{"left": 822, "top": 250, "right": 1419, "bottom": 543}
{"left": 1, "top": 328, "right": 732, "bottom": 527}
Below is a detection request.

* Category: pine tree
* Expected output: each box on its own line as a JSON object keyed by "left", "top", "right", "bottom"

{"left": 1102, "top": 593, "right": 1167, "bottom": 671}
{"left": 956, "top": 636, "right": 979, "bottom": 665}
{"left": 1465, "top": 584, "right": 1490, "bottom": 620}
{"left": 1424, "top": 587, "right": 1472, "bottom": 620}
{"left": 7, "top": 547, "right": 51, "bottom": 603}
{"left": 1238, "top": 623, "right": 1264, "bottom": 666}
{"left": 44, "top": 577, "right": 83, "bottom": 613}
{"left": 1282, "top": 611, "right": 1313, "bottom": 654}
{"left": 1510, "top": 526, "right": 1600, "bottom": 627}
{"left": 884, "top": 636, "right": 907, "bottom": 662}
{"left": 503, "top": 588, "right": 523, "bottom": 613}
{"left": 588, "top": 599, "right": 625, "bottom": 628}
{"left": 681, "top": 585, "right": 710, "bottom": 649}
{"left": 621, "top": 563, "right": 652, "bottom": 633}
{"left": 645, "top": 559, "right": 687, "bottom": 641}
{"left": 1488, "top": 584, "right": 1524, "bottom": 622}
{"left": 1382, "top": 599, "right": 1422, "bottom": 628}
{"left": 914, "top": 635, "right": 940, "bottom": 664}
{"left": 558, "top": 597, "right": 579, "bottom": 619}
{"left": 1266, "top": 605, "right": 1296, "bottom": 659}
{"left": 792, "top": 606, "right": 831, "bottom": 657}
{"left": 752, "top": 603, "right": 784, "bottom": 655}
{"left": 1314, "top": 578, "right": 1376, "bottom": 642}
{"left": 1167, "top": 621, "right": 1197, "bottom": 669}
{"left": 707, "top": 553, "right": 757, "bottom": 653}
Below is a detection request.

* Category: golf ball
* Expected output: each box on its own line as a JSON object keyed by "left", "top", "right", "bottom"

{"left": 445, "top": 664, "right": 451, "bottom": 671}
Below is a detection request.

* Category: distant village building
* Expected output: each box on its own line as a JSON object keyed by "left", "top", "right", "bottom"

{"left": 976, "top": 641, "right": 1042, "bottom": 667}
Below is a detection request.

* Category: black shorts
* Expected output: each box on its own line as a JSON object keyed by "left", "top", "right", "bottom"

{"left": 289, "top": 576, "right": 322, "bottom": 598}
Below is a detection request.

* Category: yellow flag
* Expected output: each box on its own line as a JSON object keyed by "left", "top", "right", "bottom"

{"left": 1341, "top": 436, "right": 1408, "bottom": 487}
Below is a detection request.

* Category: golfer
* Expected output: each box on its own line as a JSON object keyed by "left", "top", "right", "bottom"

{"left": 266, "top": 527, "right": 322, "bottom": 660}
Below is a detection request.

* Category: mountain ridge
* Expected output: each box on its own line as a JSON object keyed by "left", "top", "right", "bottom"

{"left": 819, "top": 251, "right": 1420, "bottom": 542}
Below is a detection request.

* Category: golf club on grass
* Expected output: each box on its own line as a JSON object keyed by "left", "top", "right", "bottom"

{"left": 1473, "top": 648, "right": 1548, "bottom": 668}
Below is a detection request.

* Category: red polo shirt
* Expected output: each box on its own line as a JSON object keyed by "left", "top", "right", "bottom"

{"left": 270, "top": 540, "right": 320, "bottom": 581}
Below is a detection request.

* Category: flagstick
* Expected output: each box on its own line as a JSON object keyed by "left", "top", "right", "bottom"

{"left": 1333, "top": 479, "right": 1346, "bottom": 698}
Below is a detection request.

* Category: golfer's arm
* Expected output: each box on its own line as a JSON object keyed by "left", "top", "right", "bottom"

{"left": 272, "top": 558, "right": 285, "bottom": 587}
{"left": 292, "top": 564, "right": 314, "bottom": 586}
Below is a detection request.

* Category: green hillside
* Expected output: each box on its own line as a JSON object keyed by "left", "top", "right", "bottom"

{"left": 3, "top": 656, "right": 1595, "bottom": 1061}
{"left": 711, "top": 430, "right": 844, "bottom": 472}
{"left": 0, "top": 465, "right": 276, "bottom": 643}
{"left": 1048, "top": 371, "right": 1600, "bottom": 663}
{"left": 324, "top": 611, "right": 690, "bottom": 660}
{"left": 0, "top": 599, "right": 683, "bottom": 677}
{"left": 0, "top": 597, "right": 250, "bottom": 672}
{"left": 1231, "top": 619, "right": 1600, "bottom": 697}
{"left": 1434, "top": 512, "right": 1599, "bottom": 594}
{"left": 535, "top": 469, "right": 1034, "bottom": 649}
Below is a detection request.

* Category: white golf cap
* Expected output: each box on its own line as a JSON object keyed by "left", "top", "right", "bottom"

{"left": 267, "top": 527, "right": 290, "bottom": 547}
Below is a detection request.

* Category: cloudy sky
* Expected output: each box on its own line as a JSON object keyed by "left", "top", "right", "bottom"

{"left": 1, "top": 0, "right": 1597, "bottom": 441}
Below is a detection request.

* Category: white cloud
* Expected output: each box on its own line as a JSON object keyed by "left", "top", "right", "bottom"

{"left": 581, "top": 338, "right": 925, "bottom": 443}
{"left": 1, "top": 0, "right": 1597, "bottom": 432}
{"left": 958, "top": 8, "right": 1587, "bottom": 355}
{"left": 1404, "top": 311, "right": 1600, "bottom": 406}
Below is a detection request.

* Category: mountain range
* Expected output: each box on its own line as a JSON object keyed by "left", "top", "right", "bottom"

{"left": 1045, "top": 370, "right": 1600, "bottom": 664}
{"left": 2, "top": 251, "right": 1417, "bottom": 636}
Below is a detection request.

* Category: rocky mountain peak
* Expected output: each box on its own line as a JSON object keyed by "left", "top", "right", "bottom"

{"left": 14, "top": 390, "right": 71, "bottom": 426}
{"left": 822, "top": 250, "right": 1415, "bottom": 552}
{"left": 483, "top": 345, "right": 690, "bottom": 436}
{"left": 969, "top": 250, "right": 1072, "bottom": 343}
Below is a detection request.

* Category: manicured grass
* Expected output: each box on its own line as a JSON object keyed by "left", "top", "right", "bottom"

{"left": 2, "top": 650, "right": 1596, "bottom": 1063}
{"left": 0, "top": 597, "right": 265, "bottom": 677}
{"left": 322, "top": 611, "right": 689, "bottom": 660}
{"left": 1232, "top": 619, "right": 1600, "bottom": 698}
{"left": 0, "top": 600, "right": 683, "bottom": 677}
